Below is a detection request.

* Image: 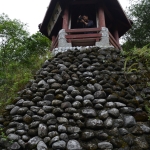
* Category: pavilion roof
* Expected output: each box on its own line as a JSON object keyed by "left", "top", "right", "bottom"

{"left": 40, "top": 0, "right": 132, "bottom": 38}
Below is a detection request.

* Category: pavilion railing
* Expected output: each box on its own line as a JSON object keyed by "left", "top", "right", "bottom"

{"left": 50, "top": 28, "right": 121, "bottom": 50}
{"left": 50, "top": 35, "right": 59, "bottom": 51}
{"left": 65, "top": 28, "right": 101, "bottom": 46}
{"left": 109, "top": 32, "right": 121, "bottom": 50}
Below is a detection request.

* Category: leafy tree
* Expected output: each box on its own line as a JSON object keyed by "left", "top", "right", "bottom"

{"left": 22, "top": 32, "right": 51, "bottom": 62}
{"left": 0, "top": 13, "right": 50, "bottom": 65}
{"left": 0, "top": 13, "right": 51, "bottom": 106}
{"left": 123, "top": 0, "right": 150, "bottom": 49}
{"left": 0, "top": 13, "right": 29, "bottom": 67}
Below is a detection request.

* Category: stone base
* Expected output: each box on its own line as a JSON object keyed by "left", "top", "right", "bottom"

{"left": 95, "top": 27, "right": 113, "bottom": 48}
{"left": 52, "top": 46, "right": 95, "bottom": 56}
{"left": 58, "top": 29, "right": 72, "bottom": 47}
{"left": 52, "top": 45, "right": 115, "bottom": 56}
{"left": 55, "top": 27, "right": 114, "bottom": 55}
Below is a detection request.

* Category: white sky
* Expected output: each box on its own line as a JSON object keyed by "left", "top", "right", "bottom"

{"left": 0, "top": 0, "right": 130, "bottom": 35}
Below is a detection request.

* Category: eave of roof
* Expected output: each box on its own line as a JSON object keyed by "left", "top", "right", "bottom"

{"left": 103, "top": 0, "right": 132, "bottom": 37}
{"left": 39, "top": 0, "right": 59, "bottom": 37}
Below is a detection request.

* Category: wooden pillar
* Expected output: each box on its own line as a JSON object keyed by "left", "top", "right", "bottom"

{"left": 113, "top": 28, "right": 119, "bottom": 45}
{"left": 98, "top": 5, "right": 106, "bottom": 28}
{"left": 52, "top": 36, "right": 56, "bottom": 42}
{"left": 62, "top": 6, "right": 69, "bottom": 30}
{"left": 52, "top": 35, "right": 56, "bottom": 47}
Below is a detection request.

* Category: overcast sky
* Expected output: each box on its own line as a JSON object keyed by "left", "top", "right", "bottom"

{"left": 0, "top": 0, "right": 130, "bottom": 35}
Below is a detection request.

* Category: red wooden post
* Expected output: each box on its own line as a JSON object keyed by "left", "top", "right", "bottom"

{"left": 52, "top": 36, "right": 56, "bottom": 44}
{"left": 52, "top": 36, "right": 56, "bottom": 43}
{"left": 62, "top": 6, "right": 69, "bottom": 30}
{"left": 52, "top": 35, "right": 56, "bottom": 47}
{"left": 98, "top": 5, "right": 106, "bottom": 28}
{"left": 113, "top": 28, "right": 119, "bottom": 45}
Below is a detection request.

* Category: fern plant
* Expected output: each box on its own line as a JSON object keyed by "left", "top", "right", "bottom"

{"left": 123, "top": 43, "right": 150, "bottom": 73}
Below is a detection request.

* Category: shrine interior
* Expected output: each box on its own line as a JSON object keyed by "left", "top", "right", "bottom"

{"left": 70, "top": 4, "right": 97, "bottom": 29}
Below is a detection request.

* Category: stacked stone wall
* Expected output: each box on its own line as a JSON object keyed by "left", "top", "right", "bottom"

{"left": 0, "top": 47, "right": 150, "bottom": 150}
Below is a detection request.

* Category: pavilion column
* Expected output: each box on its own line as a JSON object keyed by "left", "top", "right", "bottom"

{"left": 96, "top": 3, "right": 110, "bottom": 48}
{"left": 98, "top": 5, "right": 106, "bottom": 28}
{"left": 113, "top": 27, "right": 120, "bottom": 45}
{"left": 52, "top": 35, "right": 56, "bottom": 46}
{"left": 62, "top": 6, "right": 69, "bottom": 30}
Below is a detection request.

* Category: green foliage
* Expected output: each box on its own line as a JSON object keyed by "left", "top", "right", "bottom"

{"left": 0, "top": 13, "right": 51, "bottom": 110}
{"left": 123, "top": 0, "right": 150, "bottom": 49}
{"left": 123, "top": 43, "right": 150, "bottom": 73}
{"left": 122, "top": 44, "right": 150, "bottom": 119}
{"left": 0, "top": 127, "right": 14, "bottom": 144}
{"left": 0, "top": 127, "right": 7, "bottom": 139}
{"left": 0, "top": 13, "right": 50, "bottom": 65}
{"left": 0, "top": 52, "right": 51, "bottom": 106}
{"left": 0, "top": 13, "right": 29, "bottom": 64}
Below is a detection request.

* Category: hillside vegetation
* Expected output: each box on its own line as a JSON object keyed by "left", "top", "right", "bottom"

{"left": 0, "top": 14, "right": 51, "bottom": 111}
{"left": 122, "top": 0, "right": 150, "bottom": 49}
{"left": 122, "top": 0, "right": 150, "bottom": 117}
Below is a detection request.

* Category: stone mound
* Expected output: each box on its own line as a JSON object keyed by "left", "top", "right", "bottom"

{"left": 0, "top": 47, "right": 150, "bottom": 150}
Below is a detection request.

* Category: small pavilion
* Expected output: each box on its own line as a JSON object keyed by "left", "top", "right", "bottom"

{"left": 39, "top": 0, "right": 132, "bottom": 50}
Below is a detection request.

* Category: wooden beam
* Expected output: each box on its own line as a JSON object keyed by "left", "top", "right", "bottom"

{"left": 62, "top": 6, "right": 69, "bottom": 30}
{"left": 66, "top": 33, "right": 101, "bottom": 39}
{"left": 66, "top": 28, "right": 101, "bottom": 33}
{"left": 109, "top": 32, "right": 121, "bottom": 50}
{"left": 51, "top": 35, "right": 56, "bottom": 48}
{"left": 71, "top": 38, "right": 96, "bottom": 42}
{"left": 109, "top": 38, "right": 119, "bottom": 49}
{"left": 50, "top": 35, "right": 58, "bottom": 51}
{"left": 53, "top": 35, "right": 58, "bottom": 47}
{"left": 98, "top": 5, "right": 106, "bottom": 28}
{"left": 52, "top": 36, "right": 56, "bottom": 43}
